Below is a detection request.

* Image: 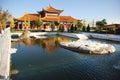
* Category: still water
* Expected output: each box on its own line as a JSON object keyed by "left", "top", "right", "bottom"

{"left": 11, "top": 36, "right": 120, "bottom": 80}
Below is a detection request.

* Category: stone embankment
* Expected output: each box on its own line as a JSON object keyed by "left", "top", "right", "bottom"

{"left": 11, "top": 32, "right": 120, "bottom": 42}
{"left": 11, "top": 32, "right": 57, "bottom": 41}
{"left": 83, "top": 32, "right": 120, "bottom": 42}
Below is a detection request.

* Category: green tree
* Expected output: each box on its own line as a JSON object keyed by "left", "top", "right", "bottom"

{"left": 35, "top": 18, "right": 43, "bottom": 30}
{"left": 77, "top": 21, "right": 83, "bottom": 31}
{"left": 96, "top": 19, "right": 107, "bottom": 32}
{"left": 102, "top": 19, "right": 107, "bottom": 25}
{"left": 0, "top": 7, "right": 11, "bottom": 31}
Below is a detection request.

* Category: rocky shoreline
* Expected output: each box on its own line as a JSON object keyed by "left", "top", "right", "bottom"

{"left": 59, "top": 40, "right": 116, "bottom": 54}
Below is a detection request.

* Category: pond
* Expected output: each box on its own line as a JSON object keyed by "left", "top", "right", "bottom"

{"left": 11, "top": 35, "right": 120, "bottom": 80}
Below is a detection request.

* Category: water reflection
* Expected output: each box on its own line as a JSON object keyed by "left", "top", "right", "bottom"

{"left": 12, "top": 36, "right": 72, "bottom": 53}
{"left": 11, "top": 38, "right": 36, "bottom": 48}
{"left": 36, "top": 37, "right": 71, "bottom": 53}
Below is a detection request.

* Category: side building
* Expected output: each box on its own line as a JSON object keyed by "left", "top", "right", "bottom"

{"left": 102, "top": 24, "right": 120, "bottom": 34}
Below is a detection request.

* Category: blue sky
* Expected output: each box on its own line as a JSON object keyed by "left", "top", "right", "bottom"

{"left": 0, "top": 0, "right": 120, "bottom": 24}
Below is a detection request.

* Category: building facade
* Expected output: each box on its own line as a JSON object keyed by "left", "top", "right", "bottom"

{"left": 15, "top": 5, "right": 78, "bottom": 31}
{"left": 102, "top": 24, "right": 120, "bottom": 34}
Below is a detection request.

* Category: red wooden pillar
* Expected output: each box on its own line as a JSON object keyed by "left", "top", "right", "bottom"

{"left": 22, "top": 22, "right": 24, "bottom": 30}
{"left": 64, "top": 24, "right": 67, "bottom": 31}
{"left": 17, "top": 22, "right": 20, "bottom": 30}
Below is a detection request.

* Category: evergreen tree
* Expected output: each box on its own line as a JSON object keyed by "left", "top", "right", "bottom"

{"left": 82, "top": 26, "right": 86, "bottom": 32}
{"left": 74, "top": 25, "right": 77, "bottom": 32}
{"left": 70, "top": 24, "right": 74, "bottom": 32}
{"left": 87, "top": 24, "right": 90, "bottom": 32}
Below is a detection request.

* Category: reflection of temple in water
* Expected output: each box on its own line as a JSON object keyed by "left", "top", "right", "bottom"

{"left": 12, "top": 37, "right": 71, "bottom": 53}
{"left": 41, "top": 37, "right": 71, "bottom": 53}
{"left": 12, "top": 38, "right": 36, "bottom": 47}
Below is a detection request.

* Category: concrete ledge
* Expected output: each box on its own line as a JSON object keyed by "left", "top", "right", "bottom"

{"left": 11, "top": 32, "right": 57, "bottom": 37}
{"left": 57, "top": 32, "right": 88, "bottom": 40}
{"left": 83, "top": 32, "right": 120, "bottom": 42}
{"left": 11, "top": 32, "right": 120, "bottom": 42}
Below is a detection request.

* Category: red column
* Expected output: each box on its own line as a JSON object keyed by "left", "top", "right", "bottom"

{"left": 17, "top": 22, "right": 20, "bottom": 30}
{"left": 22, "top": 22, "right": 24, "bottom": 30}
{"left": 64, "top": 24, "right": 68, "bottom": 31}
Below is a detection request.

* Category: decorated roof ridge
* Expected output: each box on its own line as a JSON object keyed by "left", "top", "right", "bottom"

{"left": 60, "top": 15, "right": 76, "bottom": 18}
{"left": 42, "top": 16, "right": 59, "bottom": 18}
{"left": 44, "top": 5, "right": 64, "bottom": 13}
{"left": 59, "top": 15, "right": 72, "bottom": 17}
{"left": 60, "top": 15, "right": 77, "bottom": 20}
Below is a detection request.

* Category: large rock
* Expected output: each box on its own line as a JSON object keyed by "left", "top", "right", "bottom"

{"left": 19, "top": 30, "right": 30, "bottom": 39}
{"left": 59, "top": 40, "right": 116, "bottom": 54}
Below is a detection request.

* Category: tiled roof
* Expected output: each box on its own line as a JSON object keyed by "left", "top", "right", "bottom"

{"left": 44, "top": 5, "right": 63, "bottom": 13}
{"left": 16, "top": 13, "right": 39, "bottom": 21}
{"left": 16, "top": 14, "right": 77, "bottom": 22}
{"left": 60, "top": 16, "right": 77, "bottom": 22}
{"left": 42, "top": 16, "right": 77, "bottom": 22}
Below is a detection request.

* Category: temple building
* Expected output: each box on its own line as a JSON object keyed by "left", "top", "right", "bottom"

{"left": 15, "top": 5, "right": 78, "bottom": 30}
